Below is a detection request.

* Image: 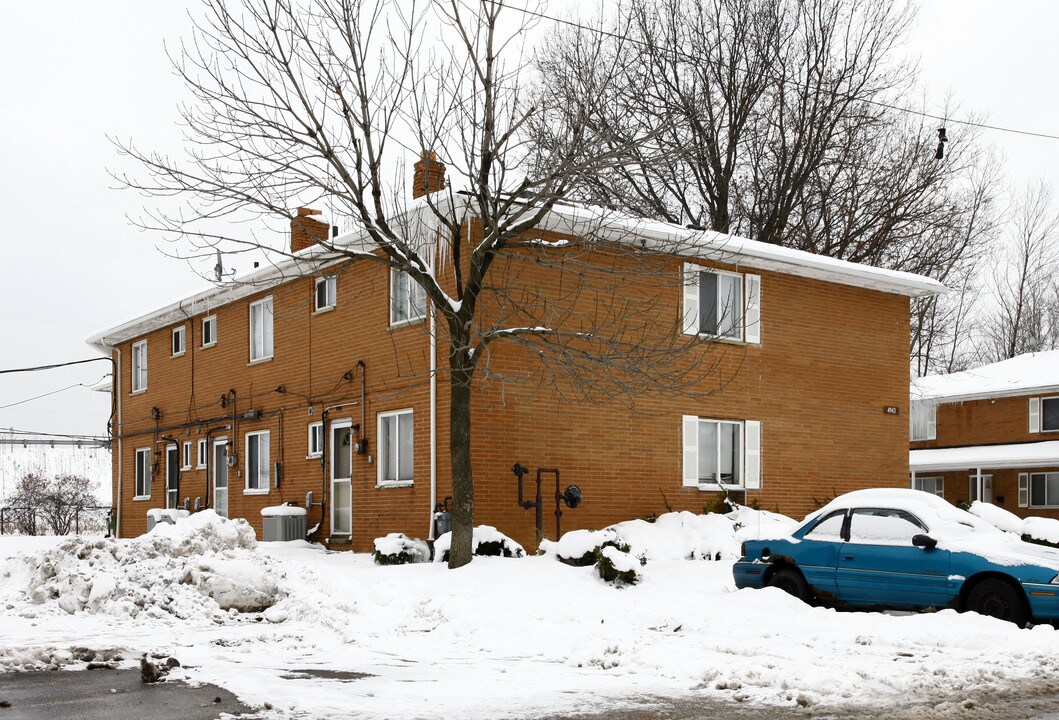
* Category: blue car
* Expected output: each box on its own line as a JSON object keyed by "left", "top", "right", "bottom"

{"left": 733, "top": 489, "right": 1059, "bottom": 627}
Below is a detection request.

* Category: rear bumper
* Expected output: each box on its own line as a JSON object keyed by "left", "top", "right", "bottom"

{"left": 733, "top": 560, "right": 768, "bottom": 590}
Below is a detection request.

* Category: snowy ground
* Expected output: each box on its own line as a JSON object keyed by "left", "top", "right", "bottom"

{"left": 1, "top": 511, "right": 1058, "bottom": 720}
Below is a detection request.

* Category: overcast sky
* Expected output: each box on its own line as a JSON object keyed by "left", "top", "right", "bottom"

{"left": 2, "top": 0, "right": 1058, "bottom": 440}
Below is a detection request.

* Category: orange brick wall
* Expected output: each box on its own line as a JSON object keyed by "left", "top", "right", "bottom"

{"left": 110, "top": 240, "right": 911, "bottom": 551}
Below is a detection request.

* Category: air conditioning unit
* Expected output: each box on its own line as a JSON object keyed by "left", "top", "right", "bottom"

{"left": 261, "top": 504, "right": 307, "bottom": 542}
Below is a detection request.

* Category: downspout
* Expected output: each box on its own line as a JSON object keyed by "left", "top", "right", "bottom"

{"left": 429, "top": 293, "right": 437, "bottom": 539}
{"left": 115, "top": 347, "right": 123, "bottom": 538}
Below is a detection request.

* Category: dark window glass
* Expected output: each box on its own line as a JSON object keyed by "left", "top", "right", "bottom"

{"left": 1043, "top": 398, "right": 1059, "bottom": 432}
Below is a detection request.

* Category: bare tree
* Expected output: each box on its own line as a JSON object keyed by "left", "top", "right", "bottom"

{"left": 982, "top": 180, "right": 1059, "bottom": 361}
{"left": 113, "top": 0, "right": 726, "bottom": 567}
{"left": 3, "top": 473, "right": 98, "bottom": 536}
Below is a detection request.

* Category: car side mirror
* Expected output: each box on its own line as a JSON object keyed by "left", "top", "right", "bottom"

{"left": 912, "top": 534, "right": 937, "bottom": 550}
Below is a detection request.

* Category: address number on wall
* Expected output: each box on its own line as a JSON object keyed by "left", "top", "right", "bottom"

{"left": 884, "top": 406, "right": 899, "bottom": 415}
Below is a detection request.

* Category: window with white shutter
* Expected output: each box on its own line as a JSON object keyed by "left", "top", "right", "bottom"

{"left": 681, "top": 416, "right": 759, "bottom": 490}
{"left": 682, "top": 263, "right": 760, "bottom": 344}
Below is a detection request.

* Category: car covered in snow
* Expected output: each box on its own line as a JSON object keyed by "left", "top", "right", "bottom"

{"left": 732, "top": 489, "right": 1059, "bottom": 626}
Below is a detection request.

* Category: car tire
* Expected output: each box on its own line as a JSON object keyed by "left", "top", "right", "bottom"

{"left": 767, "top": 567, "right": 811, "bottom": 603}
{"left": 966, "top": 578, "right": 1029, "bottom": 628}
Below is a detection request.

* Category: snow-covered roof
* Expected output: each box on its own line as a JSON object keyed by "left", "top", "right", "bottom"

{"left": 87, "top": 197, "right": 944, "bottom": 353}
{"left": 910, "top": 440, "right": 1059, "bottom": 472}
{"left": 912, "top": 350, "right": 1059, "bottom": 403}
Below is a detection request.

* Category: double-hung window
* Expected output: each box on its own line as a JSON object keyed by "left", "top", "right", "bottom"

{"left": 682, "top": 264, "right": 760, "bottom": 343}
{"left": 390, "top": 270, "right": 426, "bottom": 325}
{"left": 378, "top": 409, "right": 414, "bottom": 486}
{"left": 131, "top": 340, "right": 148, "bottom": 393}
{"left": 1030, "top": 397, "right": 1059, "bottom": 433}
{"left": 196, "top": 438, "right": 208, "bottom": 469}
{"left": 909, "top": 400, "right": 937, "bottom": 441}
{"left": 245, "top": 430, "right": 270, "bottom": 492}
{"left": 202, "top": 316, "right": 217, "bottom": 348}
{"left": 1024, "top": 472, "right": 1059, "bottom": 508}
{"left": 172, "top": 326, "right": 186, "bottom": 356}
{"left": 912, "top": 476, "right": 944, "bottom": 497}
{"left": 314, "top": 276, "right": 337, "bottom": 312}
{"left": 249, "top": 296, "right": 274, "bottom": 362}
{"left": 682, "top": 416, "right": 761, "bottom": 490}
{"left": 134, "top": 448, "right": 151, "bottom": 498}
{"left": 181, "top": 441, "right": 192, "bottom": 471}
{"left": 307, "top": 422, "right": 323, "bottom": 458}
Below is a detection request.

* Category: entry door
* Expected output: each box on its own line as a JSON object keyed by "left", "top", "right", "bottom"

{"left": 166, "top": 444, "right": 180, "bottom": 509}
{"left": 330, "top": 422, "right": 352, "bottom": 536}
{"left": 213, "top": 438, "right": 229, "bottom": 517}
{"left": 969, "top": 474, "right": 994, "bottom": 504}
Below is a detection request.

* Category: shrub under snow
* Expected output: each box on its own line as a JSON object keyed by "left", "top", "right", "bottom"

{"left": 433, "top": 525, "right": 524, "bottom": 562}
{"left": 373, "top": 533, "right": 430, "bottom": 565}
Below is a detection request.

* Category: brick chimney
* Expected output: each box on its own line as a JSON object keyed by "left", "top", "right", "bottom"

{"left": 291, "top": 207, "right": 329, "bottom": 254}
{"left": 412, "top": 151, "right": 446, "bottom": 199}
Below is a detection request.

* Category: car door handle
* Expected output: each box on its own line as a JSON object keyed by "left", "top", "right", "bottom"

{"left": 841, "top": 555, "right": 854, "bottom": 561}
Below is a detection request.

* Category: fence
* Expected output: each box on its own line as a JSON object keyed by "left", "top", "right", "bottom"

{"left": 0, "top": 505, "right": 113, "bottom": 536}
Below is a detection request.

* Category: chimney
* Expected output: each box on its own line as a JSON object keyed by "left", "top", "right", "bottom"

{"left": 290, "top": 207, "right": 329, "bottom": 254}
{"left": 412, "top": 151, "right": 446, "bottom": 199}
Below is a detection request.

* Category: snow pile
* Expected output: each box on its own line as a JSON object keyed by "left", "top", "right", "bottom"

{"left": 0, "top": 510, "right": 283, "bottom": 619}
{"left": 541, "top": 507, "right": 798, "bottom": 564}
{"left": 373, "top": 533, "right": 430, "bottom": 565}
{"left": 971, "top": 501, "right": 1059, "bottom": 545}
{"left": 432, "top": 524, "right": 524, "bottom": 561}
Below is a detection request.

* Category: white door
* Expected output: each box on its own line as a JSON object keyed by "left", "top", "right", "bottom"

{"left": 165, "top": 444, "right": 180, "bottom": 509}
{"left": 214, "top": 438, "right": 229, "bottom": 517}
{"left": 969, "top": 474, "right": 994, "bottom": 504}
{"left": 330, "top": 421, "right": 352, "bottom": 536}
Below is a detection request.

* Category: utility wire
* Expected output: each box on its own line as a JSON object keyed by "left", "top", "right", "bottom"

{"left": 0, "top": 357, "right": 111, "bottom": 375}
{"left": 0, "top": 376, "right": 109, "bottom": 411}
{"left": 509, "top": 2, "right": 1059, "bottom": 142}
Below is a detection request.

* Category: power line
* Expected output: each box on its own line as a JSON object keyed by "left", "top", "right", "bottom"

{"left": 511, "top": 2, "right": 1059, "bottom": 142}
{"left": 0, "top": 357, "right": 111, "bottom": 375}
{"left": 0, "top": 375, "right": 110, "bottom": 411}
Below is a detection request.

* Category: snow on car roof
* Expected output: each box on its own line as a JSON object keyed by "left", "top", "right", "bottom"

{"left": 912, "top": 349, "right": 1059, "bottom": 402}
{"left": 810, "top": 488, "right": 1000, "bottom": 537}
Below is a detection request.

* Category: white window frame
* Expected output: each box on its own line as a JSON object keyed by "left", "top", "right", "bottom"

{"left": 134, "top": 447, "right": 152, "bottom": 499}
{"left": 912, "top": 475, "right": 944, "bottom": 497}
{"left": 249, "top": 296, "right": 274, "bottom": 362}
{"left": 909, "top": 400, "right": 937, "bottom": 441}
{"left": 390, "top": 269, "right": 426, "bottom": 326}
{"left": 682, "top": 263, "right": 760, "bottom": 344}
{"left": 202, "top": 316, "right": 217, "bottom": 348}
{"left": 196, "top": 438, "right": 208, "bottom": 469}
{"left": 681, "top": 416, "right": 761, "bottom": 490}
{"left": 131, "top": 340, "right": 148, "bottom": 393}
{"left": 244, "top": 430, "right": 271, "bottom": 494}
{"left": 307, "top": 422, "right": 323, "bottom": 458}
{"left": 181, "top": 441, "right": 192, "bottom": 471}
{"left": 1029, "top": 472, "right": 1059, "bottom": 509}
{"left": 172, "top": 326, "right": 186, "bottom": 357}
{"left": 377, "top": 408, "right": 414, "bottom": 487}
{"left": 314, "top": 276, "right": 337, "bottom": 313}
{"left": 1040, "top": 396, "right": 1059, "bottom": 433}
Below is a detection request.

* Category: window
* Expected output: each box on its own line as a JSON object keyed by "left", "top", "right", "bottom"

{"left": 909, "top": 401, "right": 937, "bottom": 441}
{"left": 172, "top": 326, "right": 186, "bottom": 356}
{"left": 681, "top": 416, "right": 761, "bottom": 489}
{"left": 245, "top": 430, "right": 271, "bottom": 492}
{"left": 390, "top": 269, "right": 426, "bottom": 325}
{"left": 202, "top": 316, "right": 217, "bottom": 348}
{"left": 1033, "top": 397, "right": 1059, "bottom": 433}
{"left": 1030, "top": 472, "right": 1059, "bottom": 508}
{"left": 249, "top": 296, "right": 274, "bottom": 361}
{"left": 308, "top": 422, "right": 323, "bottom": 458}
{"left": 848, "top": 508, "right": 926, "bottom": 545}
{"left": 804, "top": 510, "right": 846, "bottom": 540}
{"left": 682, "top": 264, "right": 760, "bottom": 343}
{"left": 196, "top": 438, "right": 208, "bottom": 469}
{"left": 314, "top": 276, "right": 337, "bottom": 312}
{"left": 131, "top": 340, "right": 147, "bottom": 393}
{"left": 181, "top": 441, "right": 192, "bottom": 470}
{"left": 378, "top": 409, "right": 414, "bottom": 485}
{"left": 134, "top": 448, "right": 151, "bottom": 498}
{"left": 912, "top": 476, "right": 944, "bottom": 497}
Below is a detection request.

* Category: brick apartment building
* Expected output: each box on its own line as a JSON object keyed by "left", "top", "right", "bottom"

{"left": 89, "top": 158, "right": 943, "bottom": 551}
{"left": 910, "top": 351, "right": 1059, "bottom": 518}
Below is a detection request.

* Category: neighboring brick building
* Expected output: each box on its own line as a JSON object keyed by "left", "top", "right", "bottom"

{"left": 88, "top": 159, "right": 943, "bottom": 551}
{"left": 910, "top": 351, "right": 1059, "bottom": 518}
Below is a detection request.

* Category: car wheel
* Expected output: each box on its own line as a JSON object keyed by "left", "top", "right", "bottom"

{"left": 767, "top": 567, "right": 811, "bottom": 603}
{"left": 966, "top": 579, "right": 1029, "bottom": 628}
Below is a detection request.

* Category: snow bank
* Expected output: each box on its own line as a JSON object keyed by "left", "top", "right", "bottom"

{"left": 432, "top": 525, "right": 524, "bottom": 561}
{"left": 0, "top": 510, "right": 283, "bottom": 620}
{"left": 373, "top": 533, "right": 430, "bottom": 564}
{"left": 971, "top": 501, "right": 1059, "bottom": 544}
{"left": 541, "top": 507, "right": 798, "bottom": 563}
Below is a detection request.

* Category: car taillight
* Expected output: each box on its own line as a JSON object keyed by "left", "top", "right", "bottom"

{"left": 740, "top": 542, "right": 746, "bottom": 558}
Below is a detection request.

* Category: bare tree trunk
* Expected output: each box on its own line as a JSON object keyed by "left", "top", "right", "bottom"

{"left": 447, "top": 352, "right": 475, "bottom": 569}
